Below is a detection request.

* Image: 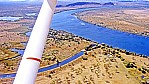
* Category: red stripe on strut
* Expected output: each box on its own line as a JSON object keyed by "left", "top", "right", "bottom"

{"left": 26, "top": 57, "right": 41, "bottom": 62}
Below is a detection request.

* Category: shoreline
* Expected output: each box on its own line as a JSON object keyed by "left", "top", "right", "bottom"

{"left": 75, "top": 8, "right": 149, "bottom": 37}
{"left": 76, "top": 16, "right": 149, "bottom": 38}
{"left": 0, "top": 2, "right": 149, "bottom": 83}
{"left": 35, "top": 42, "right": 149, "bottom": 84}
{"left": 1, "top": 42, "right": 148, "bottom": 77}
{"left": 0, "top": 28, "right": 93, "bottom": 75}
{"left": 1, "top": 42, "right": 149, "bottom": 83}
{"left": 1, "top": 6, "right": 149, "bottom": 76}
{"left": 1, "top": 22, "right": 149, "bottom": 84}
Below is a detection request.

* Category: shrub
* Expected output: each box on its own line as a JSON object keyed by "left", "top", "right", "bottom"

{"left": 142, "top": 70, "right": 146, "bottom": 74}
{"left": 118, "top": 55, "right": 121, "bottom": 58}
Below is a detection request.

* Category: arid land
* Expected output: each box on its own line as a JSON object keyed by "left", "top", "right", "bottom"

{"left": 75, "top": 4, "right": 149, "bottom": 36}
{"left": 0, "top": 1, "right": 102, "bottom": 75}
{"left": 0, "top": 2, "right": 97, "bottom": 83}
{"left": 35, "top": 43, "right": 149, "bottom": 84}
{"left": 0, "top": 2, "right": 149, "bottom": 84}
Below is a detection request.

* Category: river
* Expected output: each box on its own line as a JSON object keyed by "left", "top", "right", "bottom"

{"left": 51, "top": 7, "right": 149, "bottom": 56}
{"left": 1, "top": 7, "right": 149, "bottom": 78}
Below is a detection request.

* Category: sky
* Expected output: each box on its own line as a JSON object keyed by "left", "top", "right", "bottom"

{"left": 0, "top": 0, "right": 35, "bottom": 1}
{"left": 0, "top": 0, "right": 118, "bottom": 2}
{"left": 0, "top": 0, "right": 148, "bottom": 2}
{"left": 0, "top": 0, "right": 99, "bottom": 1}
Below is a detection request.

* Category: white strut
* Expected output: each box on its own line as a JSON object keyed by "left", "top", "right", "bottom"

{"left": 13, "top": 0, "right": 57, "bottom": 84}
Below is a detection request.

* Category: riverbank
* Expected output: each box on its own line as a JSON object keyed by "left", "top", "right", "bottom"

{"left": 36, "top": 43, "right": 149, "bottom": 84}
{"left": 0, "top": 2, "right": 149, "bottom": 84}
{"left": 75, "top": 7, "right": 149, "bottom": 37}
{"left": 0, "top": 27, "right": 148, "bottom": 83}
{"left": 0, "top": 19, "right": 31, "bottom": 74}
{"left": 0, "top": 2, "right": 99, "bottom": 80}
{"left": 1, "top": 42, "right": 149, "bottom": 84}
{"left": 0, "top": 28, "right": 92, "bottom": 74}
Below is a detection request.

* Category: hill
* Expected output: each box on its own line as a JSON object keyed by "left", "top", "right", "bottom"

{"left": 66, "top": 2, "right": 101, "bottom": 7}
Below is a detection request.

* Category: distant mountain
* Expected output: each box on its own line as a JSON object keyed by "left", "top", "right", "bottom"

{"left": 56, "top": 1, "right": 74, "bottom": 7}
{"left": 65, "top": 2, "right": 101, "bottom": 7}
{"left": 56, "top": 5, "right": 63, "bottom": 7}
{"left": 103, "top": 2, "right": 115, "bottom": 5}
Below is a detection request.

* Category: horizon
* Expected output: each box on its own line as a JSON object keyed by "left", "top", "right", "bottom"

{"left": 0, "top": 0, "right": 149, "bottom": 2}
{"left": 0, "top": 0, "right": 106, "bottom": 1}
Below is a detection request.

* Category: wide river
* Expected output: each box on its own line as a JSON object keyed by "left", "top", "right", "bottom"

{"left": 1, "top": 7, "right": 149, "bottom": 79}
{"left": 51, "top": 8, "right": 149, "bottom": 56}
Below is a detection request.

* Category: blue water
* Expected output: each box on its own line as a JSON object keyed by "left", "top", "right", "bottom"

{"left": 0, "top": 51, "right": 84, "bottom": 78}
{"left": 1, "top": 7, "right": 149, "bottom": 79}
{"left": 51, "top": 8, "right": 149, "bottom": 56}
{"left": 11, "top": 48, "right": 24, "bottom": 56}
{"left": 0, "top": 16, "right": 23, "bottom": 21}
{"left": 38, "top": 51, "right": 84, "bottom": 72}
{"left": 12, "top": 7, "right": 149, "bottom": 56}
